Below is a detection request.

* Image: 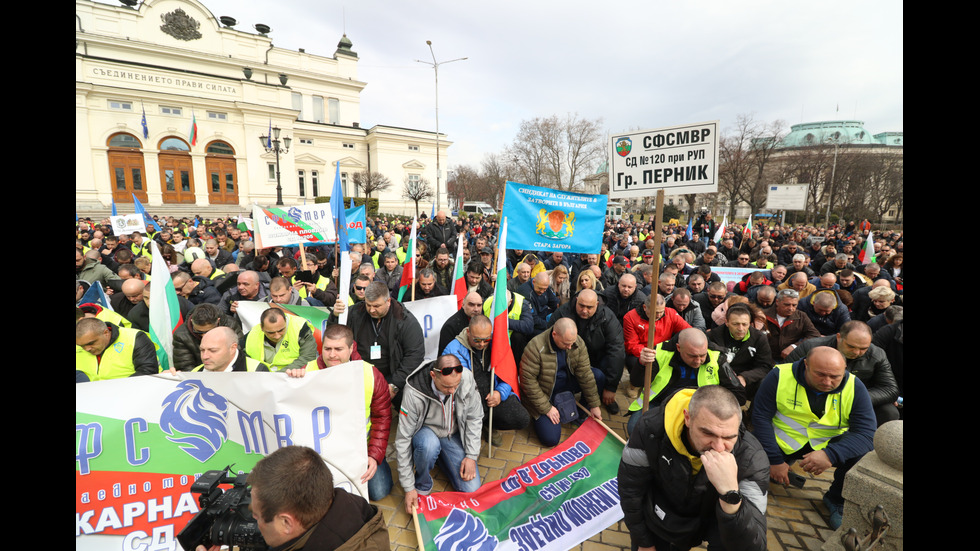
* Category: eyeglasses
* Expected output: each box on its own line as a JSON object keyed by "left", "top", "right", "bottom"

{"left": 471, "top": 336, "right": 492, "bottom": 343}
{"left": 432, "top": 365, "right": 464, "bottom": 376}
{"left": 354, "top": 285, "right": 367, "bottom": 291}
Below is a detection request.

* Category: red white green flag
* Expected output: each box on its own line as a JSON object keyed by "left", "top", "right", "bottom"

{"left": 490, "top": 217, "right": 519, "bottom": 399}
{"left": 148, "top": 241, "right": 182, "bottom": 371}
{"left": 713, "top": 214, "right": 727, "bottom": 244}
{"left": 188, "top": 110, "right": 198, "bottom": 146}
{"left": 742, "top": 214, "right": 753, "bottom": 240}
{"left": 397, "top": 216, "right": 418, "bottom": 302}
{"left": 859, "top": 230, "right": 876, "bottom": 264}
{"left": 452, "top": 233, "right": 468, "bottom": 309}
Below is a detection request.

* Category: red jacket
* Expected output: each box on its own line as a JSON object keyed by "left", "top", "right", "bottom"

{"left": 623, "top": 306, "right": 691, "bottom": 358}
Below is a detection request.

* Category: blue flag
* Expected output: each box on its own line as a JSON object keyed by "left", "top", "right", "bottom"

{"left": 133, "top": 194, "right": 161, "bottom": 232}
{"left": 77, "top": 281, "right": 111, "bottom": 309}
{"left": 431, "top": 202, "right": 436, "bottom": 220}
{"left": 501, "top": 181, "right": 608, "bottom": 254}
{"left": 111, "top": 199, "right": 118, "bottom": 217}
{"left": 330, "top": 164, "right": 349, "bottom": 252}
{"left": 267, "top": 118, "right": 272, "bottom": 149}
{"left": 350, "top": 197, "right": 356, "bottom": 209}
{"left": 686, "top": 218, "right": 693, "bottom": 240}
{"left": 141, "top": 103, "right": 149, "bottom": 139}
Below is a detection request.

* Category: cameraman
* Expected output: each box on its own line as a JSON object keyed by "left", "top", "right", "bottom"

{"left": 199, "top": 445, "right": 388, "bottom": 551}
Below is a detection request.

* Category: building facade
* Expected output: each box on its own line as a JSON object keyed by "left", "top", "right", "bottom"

{"left": 76, "top": 0, "right": 449, "bottom": 215}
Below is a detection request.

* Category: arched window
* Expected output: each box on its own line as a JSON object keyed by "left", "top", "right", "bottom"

{"left": 158, "top": 136, "right": 195, "bottom": 204}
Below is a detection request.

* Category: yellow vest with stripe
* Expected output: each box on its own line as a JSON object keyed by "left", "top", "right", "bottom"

{"left": 76, "top": 327, "right": 143, "bottom": 381}
{"left": 772, "top": 363, "right": 856, "bottom": 455}
{"left": 209, "top": 268, "right": 226, "bottom": 281}
{"left": 244, "top": 316, "right": 308, "bottom": 371}
{"left": 95, "top": 308, "right": 131, "bottom": 329}
{"left": 628, "top": 344, "right": 722, "bottom": 412}
{"left": 482, "top": 294, "right": 524, "bottom": 336}
{"left": 292, "top": 274, "right": 330, "bottom": 299}
{"left": 192, "top": 356, "right": 268, "bottom": 372}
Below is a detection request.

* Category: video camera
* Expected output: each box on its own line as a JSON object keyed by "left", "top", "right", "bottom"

{"left": 176, "top": 465, "right": 268, "bottom": 551}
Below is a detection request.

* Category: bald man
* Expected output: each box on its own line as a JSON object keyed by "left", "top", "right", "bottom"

{"left": 109, "top": 278, "right": 146, "bottom": 321}
{"left": 194, "top": 327, "right": 271, "bottom": 372}
{"left": 516, "top": 272, "right": 559, "bottom": 335}
{"left": 751, "top": 346, "right": 876, "bottom": 529}
{"left": 626, "top": 328, "right": 746, "bottom": 435}
{"left": 520, "top": 318, "right": 603, "bottom": 447}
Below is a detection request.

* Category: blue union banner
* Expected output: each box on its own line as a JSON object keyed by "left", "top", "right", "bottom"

{"left": 502, "top": 181, "right": 608, "bottom": 254}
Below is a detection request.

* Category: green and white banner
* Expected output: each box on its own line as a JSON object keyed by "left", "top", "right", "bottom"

{"left": 76, "top": 364, "right": 368, "bottom": 550}
{"left": 416, "top": 419, "right": 624, "bottom": 550}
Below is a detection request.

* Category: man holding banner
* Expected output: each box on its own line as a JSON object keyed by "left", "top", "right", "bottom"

{"left": 618, "top": 385, "right": 769, "bottom": 551}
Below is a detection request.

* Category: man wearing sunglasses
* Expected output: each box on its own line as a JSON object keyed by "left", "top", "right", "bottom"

{"left": 397, "top": 355, "right": 484, "bottom": 515}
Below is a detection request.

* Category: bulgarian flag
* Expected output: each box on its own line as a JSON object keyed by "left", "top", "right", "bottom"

{"left": 452, "top": 233, "right": 468, "bottom": 309}
{"left": 743, "top": 214, "right": 753, "bottom": 240}
{"left": 859, "top": 230, "right": 876, "bottom": 265}
{"left": 396, "top": 216, "right": 418, "bottom": 302}
{"left": 490, "top": 217, "right": 519, "bottom": 399}
{"left": 713, "top": 214, "right": 727, "bottom": 244}
{"left": 147, "top": 241, "right": 182, "bottom": 371}
{"left": 188, "top": 110, "right": 198, "bottom": 146}
{"left": 236, "top": 214, "right": 252, "bottom": 239}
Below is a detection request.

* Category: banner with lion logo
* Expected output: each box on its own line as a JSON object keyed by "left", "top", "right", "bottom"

{"left": 502, "top": 181, "right": 608, "bottom": 254}
{"left": 415, "top": 418, "right": 624, "bottom": 551}
{"left": 75, "top": 363, "right": 368, "bottom": 550}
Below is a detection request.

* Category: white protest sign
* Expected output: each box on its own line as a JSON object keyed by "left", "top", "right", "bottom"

{"left": 609, "top": 120, "right": 720, "bottom": 198}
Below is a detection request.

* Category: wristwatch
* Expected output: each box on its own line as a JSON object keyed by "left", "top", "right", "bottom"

{"left": 719, "top": 490, "right": 742, "bottom": 505}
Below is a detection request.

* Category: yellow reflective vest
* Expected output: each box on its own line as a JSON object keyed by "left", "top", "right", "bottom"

{"left": 244, "top": 316, "right": 308, "bottom": 371}
{"left": 482, "top": 294, "right": 524, "bottom": 336}
{"left": 76, "top": 327, "right": 143, "bottom": 381}
{"left": 772, "top": 363, "right": 856, "bottom": 455}
{"left": 628, "top": 344, "right": 722, "bottom": 412}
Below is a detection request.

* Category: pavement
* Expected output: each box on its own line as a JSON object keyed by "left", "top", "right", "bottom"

{"left": 373, "top": 392, "right": 842, "bottom": 551}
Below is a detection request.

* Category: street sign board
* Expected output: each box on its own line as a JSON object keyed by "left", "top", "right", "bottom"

{"left": 609, "top": 120, "right": 719, "bottom": 198}
{"left": 766, "top": 184, "right": 808, "bottom": 210}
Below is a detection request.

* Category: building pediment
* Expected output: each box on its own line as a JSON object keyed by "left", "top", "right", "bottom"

{"left": 334, "top": 156, "right": 366, "bottom": 169}
{"left": 403, "top": 159, "right": 426, "bottom": 170}
{"left": 294, "top": 153, "right": 327, "bottom": 165}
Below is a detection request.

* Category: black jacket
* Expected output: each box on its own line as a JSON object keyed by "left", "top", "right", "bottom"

{"left": 619, "top": 389, "right": 769, "bottom": 550}
{"left": 549, "top": 298, "right": 626, "bottom": 393}
{"left": 335, "top": 299, "right": 425, "bottom": 389}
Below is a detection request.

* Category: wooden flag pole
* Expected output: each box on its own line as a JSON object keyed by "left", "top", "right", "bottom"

{"left": 642, "top": 190, "right": 665, "bottom": 413}
{"left": 412, "top": 504, "right": 425, "bottom": 550}
{"left": 488, "top": 366, "right": 495, "bottom": 458}
{"left": 575, "top": 401, "right": 627, "bottom": 446}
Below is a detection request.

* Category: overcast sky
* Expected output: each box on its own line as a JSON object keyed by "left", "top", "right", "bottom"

{"left": 196, "top": 0, "right": 903, "bottom": 170}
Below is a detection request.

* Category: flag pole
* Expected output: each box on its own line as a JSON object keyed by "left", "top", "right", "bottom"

{"left": 412, "top": 504, "right": 425, "bottom": 550}
{"left": 488, "top": 366, "right": 495, "bottom": 459}
{"left": 642, "top": 190, "right": 665, "bottom": 413}
{"left": 576, "top": 401, "right": 627, "bottom": 446}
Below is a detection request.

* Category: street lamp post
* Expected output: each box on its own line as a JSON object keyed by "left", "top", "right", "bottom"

{"left": 416, "top": 41, "right": 466, "bottom": 214}
{"left": 259, "top": 126, "right": 292, "bottom": 205}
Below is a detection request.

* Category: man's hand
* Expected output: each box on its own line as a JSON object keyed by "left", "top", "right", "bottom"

{"left": 546, "top": 406, "right": 561, "bottom": 425}
{"left": 589, "top": 406, "right": 602, "bottom": 422}
{"left": 602, "top": 389, "right": 616, "bottom": 405}
{"left": 800, "top": 449, "right": 832, "bottom": 475}
{"left": 285, "top": 367, "right": 307, "bottom": 378}
{"left": 389, "top": 384, "right": 399, "bottom": 399}
{"left": 780, "top": 345, "right": 796, "bottom": 359}
{"left": 360, "top": 457, "right": 378, "bottom": 484}
{"left": 460, "top": 458, "right": 477, "bottom": 482}
{"left": 639, "top": 346, "right": 656, "bottom": 365}
{"left": 404, "top": 490, "right": 419, "bottom": 514}
{"left": 770, "top": 462, "right": 791, "bottom": 486}
{"left": 486, "top": 390, "right": 501, "bottom": 408}
{"left": 701, "top": 449, "right": 739, "bottom": 495}
{"left": 736, "top": 374, "right": 747, "bottom": 387}
{"left": 333, "top": 299, "right": 346, "bottom": 316}
{"left": 230, "top": 300, "right": 239, "bottom": 313}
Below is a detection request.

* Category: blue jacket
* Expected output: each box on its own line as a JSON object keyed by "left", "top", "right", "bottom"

{"left": 442, "top": 331, "right": 514, "bottom": 402}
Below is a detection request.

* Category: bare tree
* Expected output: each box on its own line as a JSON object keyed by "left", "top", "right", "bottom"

{"left": 480, "top": 152, "right": 511, "bottom": 208}
{"left": 352, "top": 171, "right": 393, "bottom": 199}
{"left": 718, "top": 114, "right": 786, "bottom": 219}
{"left": 403, "top": 176, "right": 434, "bottom": 219}
{"left": 507, "top": 113, "right": 605, "bottom": 190}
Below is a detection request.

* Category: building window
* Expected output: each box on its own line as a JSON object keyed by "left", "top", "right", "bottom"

{"left": 328, "top": 98, "right": 339, "bottom": 124}
{"left": 299, "top": 138, "right": 314, "bottom": 145}
{"left": 342, "top": 143, "right": 354, "bottom": 149}
{"left": 268, "top": 163, "right": 276, "bottom": 180}
{"left": 161, "top": 106, "right": 182, "bottom": 116}
{"left": 341, "top": 171, "right": 350, "bottom": 196}
{"left": 408, "top": 173, "right": 421, "bottom": 186}
{"left": 313, "top": 96, "right": 324, "bottom": 123}
{"left": 298, "top": 170, "right": 306, "bottom": 197}
{"left": 109, "top": 100, "right": 133, "bottom": 111}
{"left": 207, "top": 111, "right": 227, "bottom": 121}
{"left": 292, "top": 92, "right": 304, "bottom": 120}
{"left": 408, "top": 144, "right": 420, "bottom": 152}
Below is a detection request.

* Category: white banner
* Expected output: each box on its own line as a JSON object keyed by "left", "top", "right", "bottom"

{"left": 251, "top": 204, "right": 337, "bottom": 248}
{"left": 403, "top": 295, "right": 458, "bottom": 362}
{"left": 76, "top": 365, "right": 368, "bottom": 550}
{"left": 110, "top": 214, "right": 147, "bottom": 235}
{"left": 609, "top": 120, "right": 720, "bottom": 198}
